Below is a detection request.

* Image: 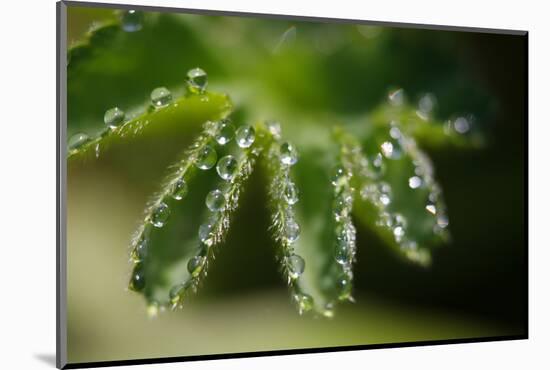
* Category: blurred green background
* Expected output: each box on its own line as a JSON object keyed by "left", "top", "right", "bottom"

{"left": 66, "top": 4, "right": 526, "bottom": 364}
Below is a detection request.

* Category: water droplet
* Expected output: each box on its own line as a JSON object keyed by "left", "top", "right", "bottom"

{"left": 331, "top": 166, "right": 348, "bottom": 187}
{"left": 215, "top": 120, "right": 235, "bottom": 145}
{"left": 121, "top": 10, "right": 143, "bottom": 32}
{"left": 287, "top": 254, "right": 305, "bottom": 279}
{"left": 393, "top": 225, "right": 405, "bottom": 241}
{"left": 150, "top": 87, "right": 172, "bottom": 107}
{"left": 408, "top": 176, "right": 423, "bottom": 189}
{"left": 388, "top": 88, "right": 404, "bottom": 106}
{"left": 187, "top": 256, "right": 206, "bottom": 277}
{"left": 418, "top": 93, "right": 436, "bottom": 114}
{"left": 370, "top": 153, "right": 386, "bottom": 178}
{"left": 68, "top": 133, "right": 91, "bottom": 150}
{"left": 131, "top": 237, "right": 148, "bottom": 263}
{"left": 199, "top": 222, "right": 214, "bottom": 244}
{"left": 335, "top": 243, "right": 351, "bottom": 265}
{"left": 285, "top": 219, "right": 300, "bottom": 243}
{"left": 147, "top": 301, "right": 159, "bottom": 317}
{"left": 284, "top": 182, "right": 299, "bottom": 205}
{"left": 280, "top": 142, "right": 298, "bottom": 166}
{"left": 379, "top": 182, "right": 392, "bottom": 206}
{"left": 337, "top": 274, "right": 352, "bottom": 300}
{"left": 169, "top": 281, "right": 192, "bottom": 307}
{"left": 437, "top": 214, "right": 449, "bottom": 228}
{"left": 104, "top": 107, "right": 125, "bottom": 128}
{"left": 186, "top": 68, "right": 208, "bottom": 94}
{"left": 236, "top": 125, "right": 256, "bottom": 148}
{"left": 322, "top": 303, "right": 335, "bottom": 318}
{"left": 266, "top": 121, "right": 281, "bottom": 139}
{"left": 336, "top": 223, "right": 356, "bottom": 251}
{"left": 453, "top": 117, "right": 470, "bottom": 134}
{"left": 380, "top": 139, "right": 402, "bottom": 159}
{"left": 171, "top": 178, "right": 188, "bottom": 200}
{"left": 216, "top": 155, "right": 238, "bottom": 181}
{"left": 129, "top": 263, "right": 146, "bottom": 292}
{"left": 389, "top": 125, "right": 402, "bottom": 140}
{"left": 195, "top": 145, "right": 217, "bottom": 170}
{"left": 392, "top": 214, "right": 407, "bottom": 242}
{"left": 151, "top": 202, "right": 170, "bottom": 228}
{"left": 206, "top": 189, "right": 226, "bottom": 212}
{"left": 377, "top": 211, "right": 393, "bottom": 228}
{"left": 334, "top": 193, "right": 352, "bottom": 221}
{"left": 294, "top": 293, "right": 313, "bottom": 314}
{"left": 426, "top": 203, "right": 437, "bottom": 215}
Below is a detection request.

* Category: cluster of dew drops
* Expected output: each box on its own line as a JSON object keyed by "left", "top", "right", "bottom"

{"left": 68, "top": 10, "right": 146, "bottom": 153}
{"left": 265, "top": 127, "right": 313, "bottom": 314}
{"left": 358, "top": 88, "right": 473, "bottom": 260}
{"left": 123, "top": 66, "right": 263, "bottom": 311}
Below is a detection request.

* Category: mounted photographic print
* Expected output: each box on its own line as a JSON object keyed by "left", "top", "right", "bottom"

{"left": 57, "top": 1, "right": 528, "bottom": 368}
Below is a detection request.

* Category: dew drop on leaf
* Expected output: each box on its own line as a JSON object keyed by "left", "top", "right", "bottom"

{"left": 388, "top": 88, "right": 404, "bottom": 106}
{"left": 169, "top": 281, "right": 192, "bottom": 307}
{"left": 408, "top": 176, "right": 423, "bottom": 189}
{"left": 285, "top": 219, "right": 301, "bottom": 243}
{"left": 294, "top": 293, "right": 313, "bottom": 314}
{"left": 284, "top": 181, "right": 299, "bottom": 205}
{"left": 280, "top": 142, "right": 298, "bottom": 166}
{"left": 380, "top": 139, "right": 403, "bottom": 159}
{"left": 150, "top": 87, "right": 172, "bottom": 107}
{"left": 129, "top": 263, "right": 146, "bottom": 292}
{"left": 335, "top": 243, "right": 351, "bottom": 265}
{"left": 370, "top": 153, "right": 386, "bottom": 178}
{"left": 215, "top": 119, "right": 235, "bottom": 145}
{"left": 104, "top": 107, "right": 125, "bottom": 128}
{"left": 453, "top": 116, "right": 471, "bottom": 134}
{"left": 121, "top": 10, "right": 143, "bottom": 32}
{"left": 151, "top": 202, "right": 170, "bottom": 228}
{"left": 426, "top": 202, "right": 437, "bottom": 215}
{"left": 187, "top": 256, "right": 206, "bottom": 277}
{"left": 331, "top": 166, "right": 348, "bottom": 187}
{"left": 195, "top": 145, "right": 217, "bottom": 170}
{"left": 199, "top": 220, "right": 215, "bottom": 244}
{"left": 68, "top": 133, "right": 91, "bottom": 150}
{"left": 131, "top": 237, "right": 148, "bottom": 263}
{"left": 187, "top": 67, "right": 208, "bottom": 94}
{"left": 171, "top": 178, "right": 188, "bottom": 200}
{"left": 216, "top": 155, "right": 238, "bottom": 181}
{"left": 236, "top": 125, "right": 255, "bottom": 148}
{"left": 337, "top": 274, "right": 352, "bottom": 301}
{"left": 206, "top": 189, "right": 226, "bottom": 212}
{"left": 287, "top": 254, "right": 305, "bottom": 279}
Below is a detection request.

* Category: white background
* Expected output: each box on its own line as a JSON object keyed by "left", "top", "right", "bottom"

{"left": 0, "top": 0, "right": 546, "bottom": 369}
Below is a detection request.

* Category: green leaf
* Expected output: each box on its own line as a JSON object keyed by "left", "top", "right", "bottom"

{"left": 128, "top": 120, "right": 264, "bottom": 312}
{"left": 68, "top": 10, "right": 224, "bottom": 135}
{"left": 67, "top": 91, "right": 232, "bottom": 161}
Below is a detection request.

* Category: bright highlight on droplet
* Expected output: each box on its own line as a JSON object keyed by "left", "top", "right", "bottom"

{"left": 280, "top": 142, "right": 298, "bottom": 166}
{"left": 215, "top": 120, "right": 235, "bottom": 145}
{"left": 206, "top": 189, "right": 226, "bottom": 212}
{"left": 187, "top": 67, "right": 208, "bottom": 94}
{"left": 68, "top": 133, "right": 91, "bottom": 150}
{"left": 287, "top": 254, "right": 305, "bottom": 279}
{"left": 195, "top": 145, "right": 217, "bottom": 170}
{"left": 151, "top": 202, "right": 170, "bottom": 228}
{"left": 216, "top": 155, "right": 238, "bottom": 181}
{"left": 150, "top": 87, "right": 172, "bottom": 107}
{"left": 104, "top": 107, "right": 125, "bottom": 128}
{"left": 121, "top": 10, "right": 143, "bottom": 32}
{"left": 171, "top": 178, "right": 188, "bottom": 200}
{"left": 236, "top": 125, "right": 255, "bottom": 148}
{"left": 408, "top": 176, "right": 423, "bottom": 189}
